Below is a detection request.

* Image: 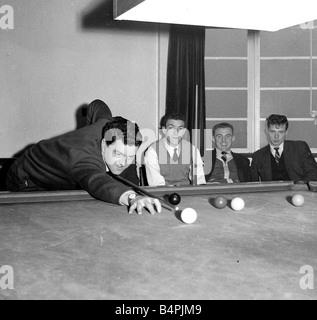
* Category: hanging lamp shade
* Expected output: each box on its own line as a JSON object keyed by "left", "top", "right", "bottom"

{"left": 113, "top": 0, "right": 317, "bottom": 31}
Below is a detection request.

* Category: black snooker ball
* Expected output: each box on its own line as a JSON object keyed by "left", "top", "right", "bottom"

{"left": 168, "top": 193, "right": 181, "bottom": 205}
{"left": 214, "top": 196, "right": 228, "bottom": 209}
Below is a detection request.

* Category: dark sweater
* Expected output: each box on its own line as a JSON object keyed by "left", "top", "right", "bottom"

{"left": 270, "top": 153, "right": 290, "bottom": 181}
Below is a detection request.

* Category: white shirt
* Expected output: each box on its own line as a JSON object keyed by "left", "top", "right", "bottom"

{"left": 144, "top": 139, "right": 206, "bottom": 186}
{"left": 270, "top": 143, "right": 284, "bottom": 157}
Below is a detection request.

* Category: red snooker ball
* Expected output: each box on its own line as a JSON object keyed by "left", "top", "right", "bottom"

{"left": 214, "top": 196, "right": 228, "bottom": 209}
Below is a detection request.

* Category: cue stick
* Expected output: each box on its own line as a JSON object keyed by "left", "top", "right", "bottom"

{"left": 192, "top": 85, "right": 199, "bottom": 186}
{"left": 113, "top": 175, "right": 179, "bottom": 212}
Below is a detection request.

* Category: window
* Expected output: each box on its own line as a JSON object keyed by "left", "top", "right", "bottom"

{"left": 205, "top": 21, "right": 317, "bottom": 155}
{"left": 260, "top": 22, "right": 317, "bottom": 152}
{"left": 205, "top": 29, "right": 249, "bottom": 153}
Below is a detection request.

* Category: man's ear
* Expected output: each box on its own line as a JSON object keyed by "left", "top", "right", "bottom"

{"left": 101, "top": 139, "right": 106, "bottom": 153}
{"left": 232, "top": 135, "right": 236, "bottom": 143}
{"left": 162, "top": 127, "right": 167, "bottom": 135}
{"left": 101, "top": 139, "right": 107, "bottom": 163}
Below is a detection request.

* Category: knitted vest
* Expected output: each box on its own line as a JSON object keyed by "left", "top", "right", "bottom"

{"left": 155, "top": 139, "right": 191, "bottom": 185}
{"left": 207, "top": 158, "right": 239, "bottom": 183}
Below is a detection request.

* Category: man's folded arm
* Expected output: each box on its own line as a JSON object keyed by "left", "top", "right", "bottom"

{"left": 71, "top": 159, "right": 131, "bottom": 204}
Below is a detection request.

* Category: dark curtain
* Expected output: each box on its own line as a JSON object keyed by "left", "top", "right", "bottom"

{"left": 166, "top": 25, "right": 206, "bottom": 156}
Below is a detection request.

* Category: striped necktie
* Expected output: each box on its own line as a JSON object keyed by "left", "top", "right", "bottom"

{"left": 173, "top": 148, "right": 178, "bottom": 162}
{"left": 274, "top": 147, "right": 280, "bottom": 165}
{"left": 221, "top": 152, "right": 227, "bottom": 164}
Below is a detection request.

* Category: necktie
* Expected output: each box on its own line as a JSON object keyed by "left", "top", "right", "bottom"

{"left": 274, "top": 147, "right": 280, "bottom": 165}
{"left": 221, "top": 152, "right": 227, "bottom": 164}
{"left": 173, "top": 148, "right": 178, "bottom": 162}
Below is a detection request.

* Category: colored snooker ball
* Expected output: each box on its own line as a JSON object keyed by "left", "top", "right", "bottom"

{"left": 292, "top": 194, "right": 305, "bottom": 207}
{"left": 214, "top": 196, "right": 228, "bottom": 209}
{"left": 168, "top": 193, "right": 181, "bottom": 205}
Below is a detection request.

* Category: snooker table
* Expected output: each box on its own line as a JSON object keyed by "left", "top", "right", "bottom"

{"left": 0, "top": 181, "right": 316, "bottom": 300}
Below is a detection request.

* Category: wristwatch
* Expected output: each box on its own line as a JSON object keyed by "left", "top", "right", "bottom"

{"left": 128, "top": 193, "right": 137, "bottom": 206}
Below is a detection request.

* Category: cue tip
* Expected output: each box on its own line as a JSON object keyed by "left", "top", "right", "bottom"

{"left": 162, "top": 204, "right": 181, "bottom": 212}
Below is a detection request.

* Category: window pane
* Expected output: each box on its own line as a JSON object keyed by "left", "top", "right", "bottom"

{"left": 205, "top": 60, "right": 247, "bottom": 87}
{"left": 206, "top": 91, "right": 248, "bottom": 118}
{"left": 313, "top": 91, "right": 317, "bottom": 111}
{"left": 286, "top": 121, "right": 317, "bottom": 148}
{"left": 260, "top": 90, "right": 311, "bottom": 118}
{"left": 261, "top": 60, "right": 310, "bottom": 88}
{"left": 312, "top": 22, "right": 317, "bottom": 56}
{"left": 260, "top": 28, "right": 310, "bottom": 57}
{"left": 205, "top": 29, "right": 247, "bottom": 57}
{"left": 313, "top": 60, "right": 317, "bottom": 87}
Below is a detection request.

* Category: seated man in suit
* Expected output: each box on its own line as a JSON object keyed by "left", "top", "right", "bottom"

{"left": 251, "top": 114, "right": 317, "bottom": 183}
{"left": 205, "top": 122, "right": 251, "bottom": 183}
{"left": 6, "top": 99, "right": 161, "bottom": 215}
{"left": 144, "top": 113, "right": 206, "bottom": 186}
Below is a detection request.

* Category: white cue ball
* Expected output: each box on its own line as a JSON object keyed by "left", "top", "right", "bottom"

{"left": 180, "top": 208, "right": 197, "bottom": 224}
{"left": 231, "top": 197, "right": 245, "bottom": 211}
{"left": 292, "top": 194, "right": 305, "bottom": 207}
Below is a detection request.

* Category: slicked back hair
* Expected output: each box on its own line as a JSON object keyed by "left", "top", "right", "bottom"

{"left": 212, "top": 122, "right": 234, "bottom": 136}
{"left": 266, "top": 114, "right": 289, "bottom": 130}
{"left": 160, "top": 113, "right": 186, "bottom": 129}
{"left": 103, "top": 117, "right": 142, "bottom": 147}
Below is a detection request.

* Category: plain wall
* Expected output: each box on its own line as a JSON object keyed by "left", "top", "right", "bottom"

{"left": 0, "top": 0, "right": 168, "bottom": 158}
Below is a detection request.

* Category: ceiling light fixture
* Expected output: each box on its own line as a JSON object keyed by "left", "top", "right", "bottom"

{"left": 114, "top": 0, "right": 317, "bottom": 32}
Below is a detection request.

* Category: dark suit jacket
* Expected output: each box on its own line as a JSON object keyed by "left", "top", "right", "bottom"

{"left": 205, "top": 149, "right": 251, "bottom": 182}
{"left": 7, "top": 118, "right": 139, "bottom": 204}
{"left": 251, "top": 140, "right": 317, "bottom": 182}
